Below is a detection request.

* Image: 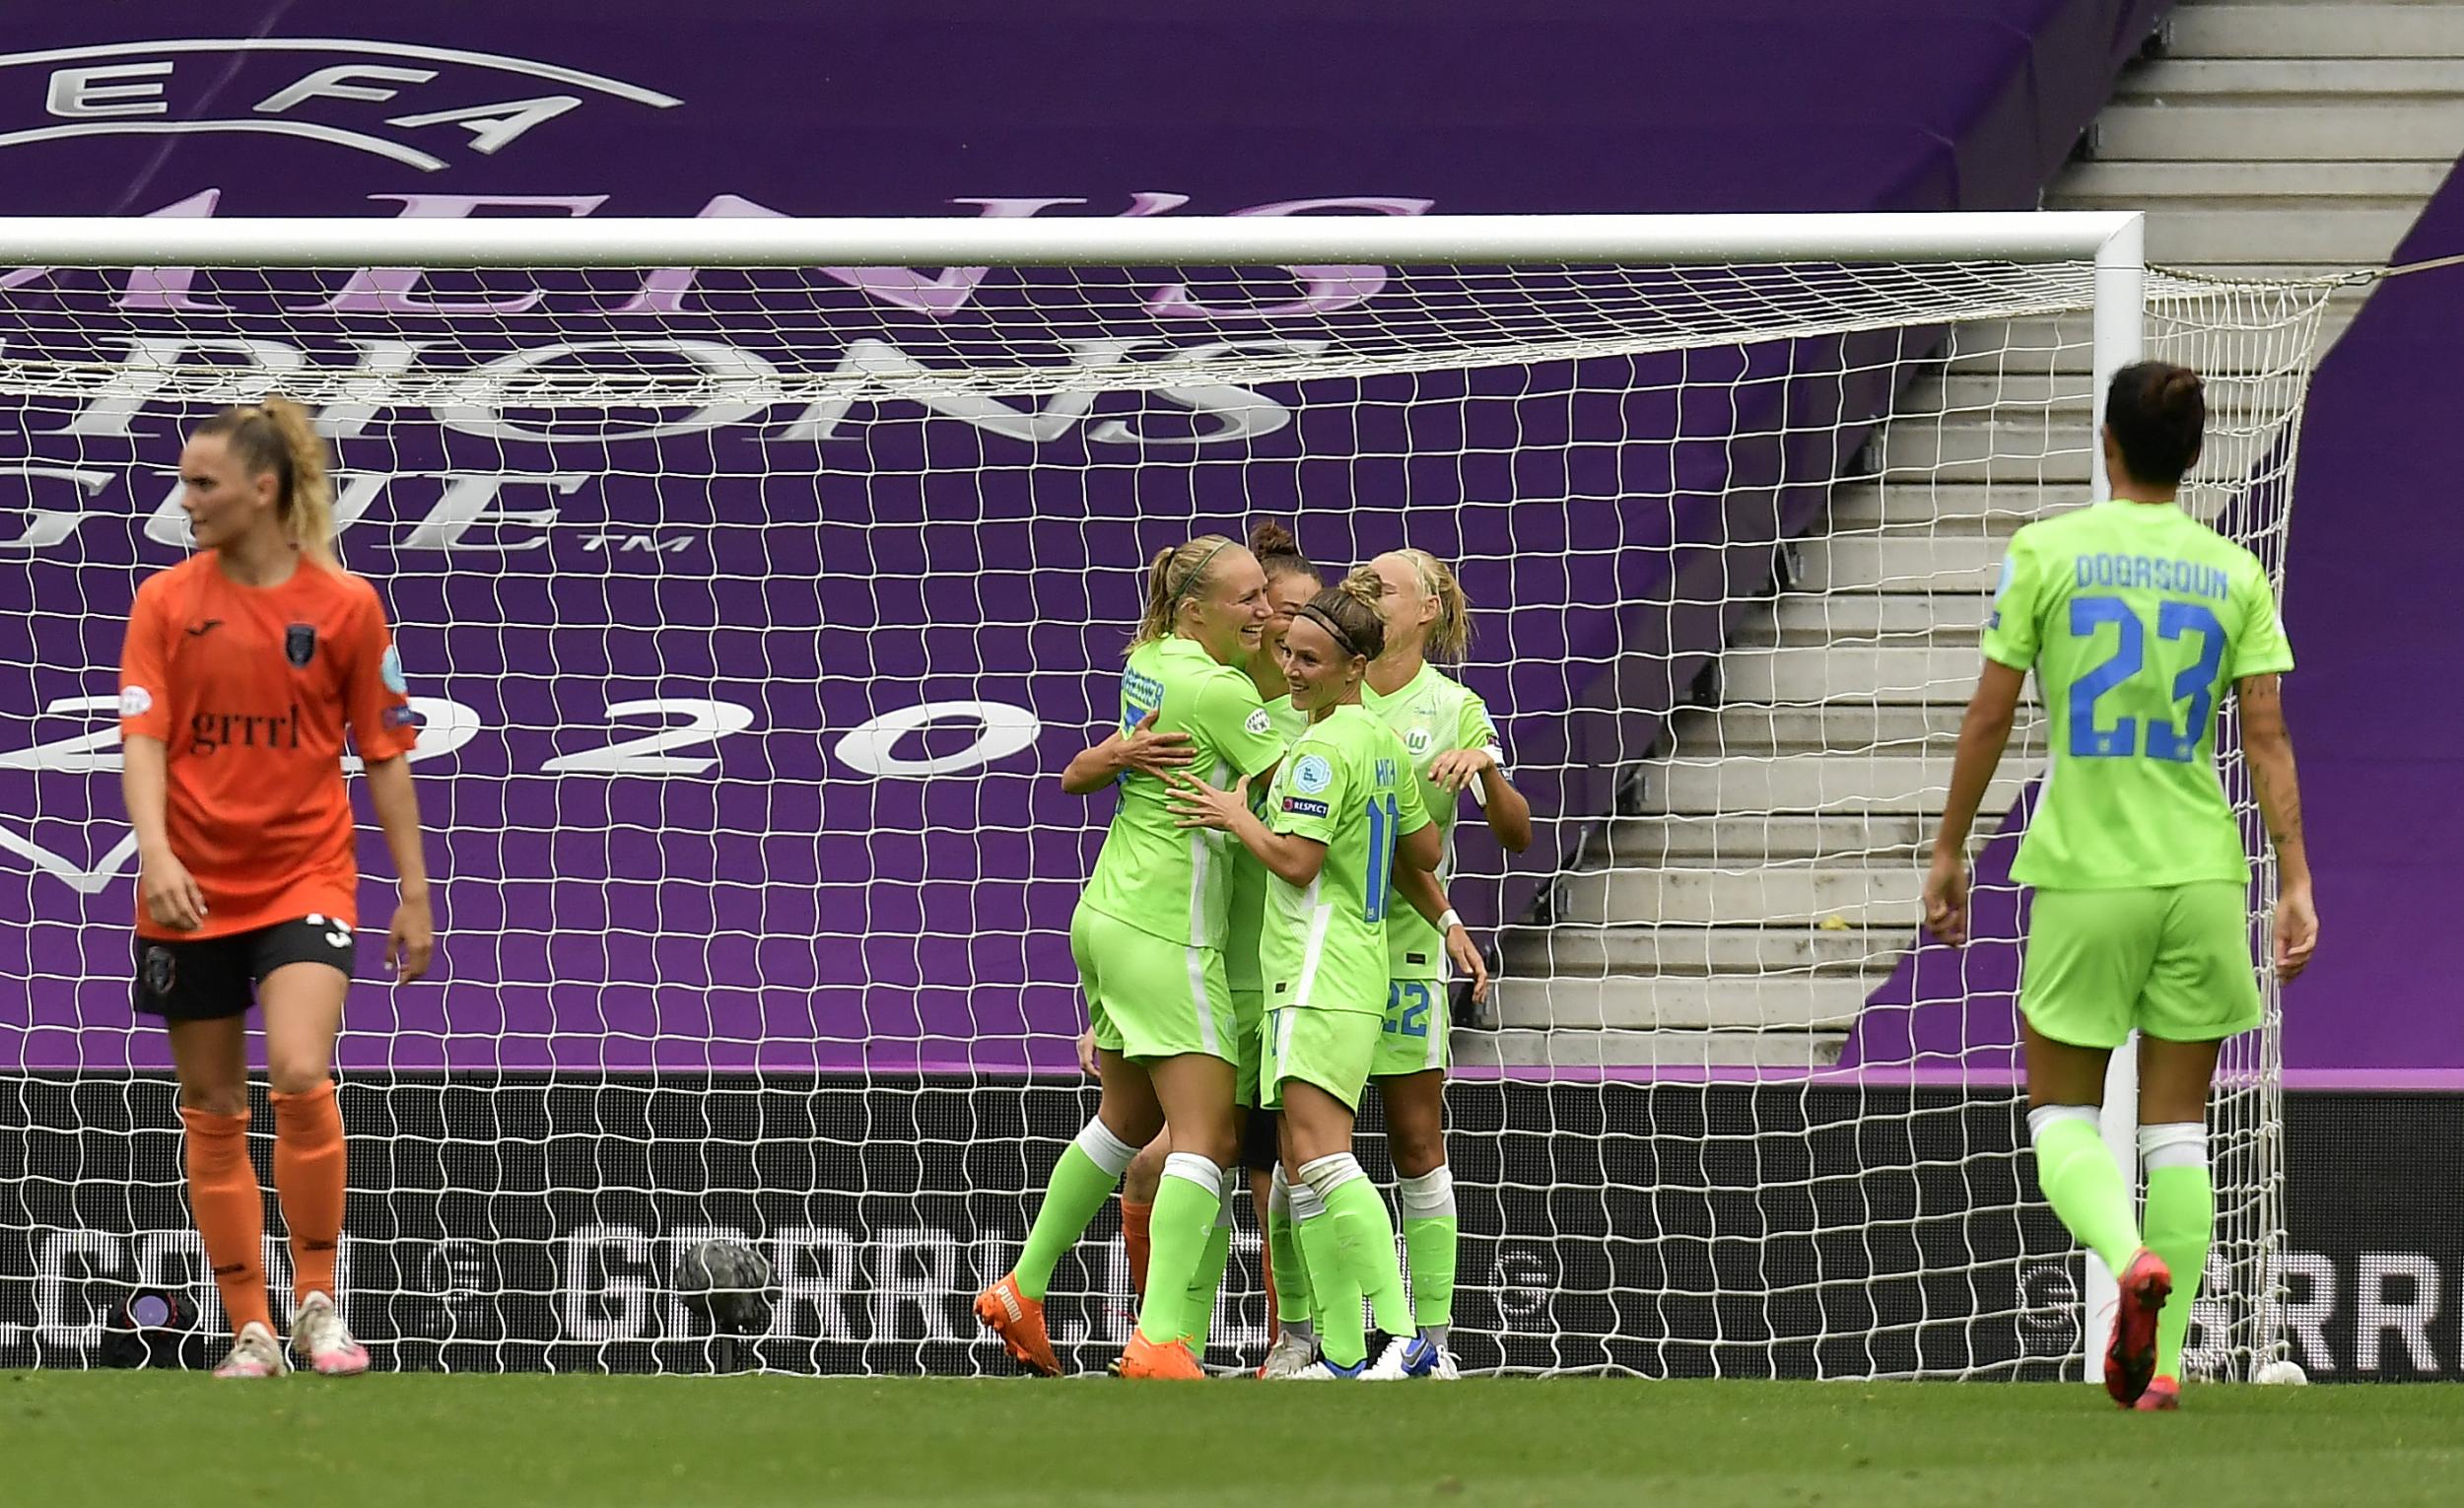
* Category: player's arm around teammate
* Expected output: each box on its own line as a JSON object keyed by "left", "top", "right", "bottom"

{"left": 1169, "top": 575, "right": 1431, "bottom": 1378}
{"left": 118, "top": 398, "right": 432, "bottom": 1380}
{"left": 1104, "top": 523, "right": 1325, "bottom": 1367}
{"left": 1352, "top": 548, "right": 1530, "bottom": 1379}
{"left": 1922, "top": 362, "right": 2313, "bottom": 1411}
{"left": 976, "top": 535, "right": 1282, "bottom": 1380}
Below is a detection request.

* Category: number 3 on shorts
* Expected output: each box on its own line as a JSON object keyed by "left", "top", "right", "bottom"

{"left": 1384, "top": 980, "right": 1434, "bottom": 1039}
{"left": 304, "top": 913, "right": 353, "bottom": 950}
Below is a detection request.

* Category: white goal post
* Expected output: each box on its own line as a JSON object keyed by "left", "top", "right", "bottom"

{"left": 0, "top": 211, "right": 2329, "bottom": 1381}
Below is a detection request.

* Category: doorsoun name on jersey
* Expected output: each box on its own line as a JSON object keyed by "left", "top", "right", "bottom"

{"left": 2071, "top": 554, "right": 2229, "bottom": 601}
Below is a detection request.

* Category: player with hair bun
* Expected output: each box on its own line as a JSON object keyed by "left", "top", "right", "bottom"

{"left": 1348, "top": 546, "right": 1531, "bottom": 1380}
{"left": 1925, "top": 360, "right": 2315, "bottom": 1411}
{"left": 117, "top": 396, "right": 433, "bottom": 1379}
{"left": 978, "top": 534, "right": 1283, "bottom": 1380}
{"left": 1170, "top": 570, "right": 1487, "bottom": 1380}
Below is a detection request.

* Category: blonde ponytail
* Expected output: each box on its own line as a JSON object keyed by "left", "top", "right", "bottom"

{"left": 1128, "top": 534, "right": 1238, "bottom": 653}
{"left": 194, "top": 394, "right": 340, "bottom": 567}
{"left": 1395, "top": 547, "right": 1472, "bottom": 660}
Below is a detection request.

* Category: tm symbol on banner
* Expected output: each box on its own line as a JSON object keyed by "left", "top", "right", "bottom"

{"left": 580, "top": 530, "right": 693, "bottom": 555}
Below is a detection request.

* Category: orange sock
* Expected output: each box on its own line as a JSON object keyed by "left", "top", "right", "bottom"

{"left": 180, "top": 1106, "right": 270, "bottom": 1337}
{"left": 271, "top": 1080, "right": 347, "bottom": 1306}
{"left": 1122, "top": 1199, "right": 1154, "bottom": 1301}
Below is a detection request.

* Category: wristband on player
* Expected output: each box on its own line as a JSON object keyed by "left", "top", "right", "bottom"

{"left": 1438, "top": 909, "right": 1463, "bottom": 931}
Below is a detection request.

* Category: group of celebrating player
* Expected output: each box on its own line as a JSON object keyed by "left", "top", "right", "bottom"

{"left": 974, "top": 524, "right": 1530, "bottom": 1380}
{"left": 117, "top": 359, "right": 2311, "bottom": 1406}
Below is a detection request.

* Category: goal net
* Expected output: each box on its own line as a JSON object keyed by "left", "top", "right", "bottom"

{"left": 0, "top": 216, "right": 2331, "bottom": 1379}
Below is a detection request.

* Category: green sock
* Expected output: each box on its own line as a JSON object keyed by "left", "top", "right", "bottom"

{"left": 2144, "top": 1163, "right": 2213, "bottom": 1382}
{"left": 2030, "top": 1113, "right": 2141, "bottom": 1276}
{"left": 1317, "top": 1166, "right": 1413, "bottom": 1339}
{"left": 1296, "top": 1211, "right": 1363, "bottom": 1367}
{"left": 1181, "top": 1211, "right": 1234, "bottom": 1350}
{"left": 1269, "top": 1170, "right": 1315, "bottom": 1330}
{"left": 1398, "top": 1167, "right": 1458, "bottom": 1334}
{"left": 1132, "top": 1156, "right": 1221, "bottom": 1346}
{"left": 1014, "top": 1135, "right": 1128, "bottom": 1302}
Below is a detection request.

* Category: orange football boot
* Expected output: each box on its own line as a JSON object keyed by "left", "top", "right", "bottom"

{"left": 2105, "top": 1249, "right": 2172, "bottom": 1407}
{"left": 974, "top": 1274, "right": 1061, "bottom": 1377}
{"left": 1118, "top": 1331, "right": 1204, "bottom": 1380}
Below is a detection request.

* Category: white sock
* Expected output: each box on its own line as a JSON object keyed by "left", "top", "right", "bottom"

{"left": 2024, "top": 1102, "right": 2099, "bottom": 1145}
{"left": 2137, "top": 1122, "right": 2207, "bottom": 1175}
{"left": 1296, "top": 1152, "right": 1368, "bottom": 1201}
{"left": 1397, "top": 1166, "right": 1456, "bottom": 1220}
{"left": 1075, "top": 1119, "right": 1141, "bottom": 1179}
{"left": 1161, "top": 1151, "right": 1223, "bottom": 1195}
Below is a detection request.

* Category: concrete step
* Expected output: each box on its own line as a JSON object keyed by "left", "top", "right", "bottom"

{"left": 1584, "top": 812, "right": 1932, "bottom": 866}
{"left": 1456, "top": 1023, "right": 1850, "bottom": 1069}
{"left": 1793, "top": 533, "right": 2016, "bottom": 594}
{"left": 1869, "top": 418, "right": 2094, "bottom": 486}
{"left": 2170, "top": 5, "right": 2464, "bottom": 59}
{"left": 2056, "top": 159, "right": 2453, "bottom": 204}
{"left": 1731, "top": 590, "right": 2010, "bottom": 646}
{"left": 2116, "top": 58, "right": 2464, "bottom": 100}
{"left": 1487, "top": 974, "right": 1874, "bottom": 1033}
{"left": 2092, "top": 103, "right": 2464, "bottom": 163}
{"left": 1825, "top": 480, "right": 2063, "bottom": 535}
{"left": 1665, "top": 704, "right": 2043, "bottom": 757}
{"left": 1944, "top": 300, "right": 2361, "bottom": 374}
{"left": 1716, "top": 642, "right": 2014, "bottom": 705}
{"left": 1500, "top": 923, "right": 1906, "bottom": 978}
{"left": 1632, "top": 754, "right": 2029, "bottom": 817}
{"left": 2038, "top": 205, "right": 2422, "bottom": 266}
{"left": 1559, "top": 863, "right": 1926, "bottom": 929}
{"left": 1902, "top": 371, "right": 2091, "bottom": 416}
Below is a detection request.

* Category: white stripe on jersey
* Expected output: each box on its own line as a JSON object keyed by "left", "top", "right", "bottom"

{"left": 1185, "top": 944, "right": 1218, "bottom": 1057}
{"left": 1289, "top": 874, "right": 1332, "bottom": 1010}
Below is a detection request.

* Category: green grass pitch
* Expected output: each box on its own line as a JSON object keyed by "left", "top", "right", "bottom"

{"left": 11, "top": 1372, "right": 2462, "bottom": 1507}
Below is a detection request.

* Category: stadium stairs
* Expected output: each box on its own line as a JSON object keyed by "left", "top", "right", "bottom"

{"left": 1480, "top": 0, "right": 2464, "bottom": 1069}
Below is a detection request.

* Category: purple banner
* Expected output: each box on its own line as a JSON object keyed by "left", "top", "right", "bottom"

{"left": 0, "top": 6, "right": 2170, "bottom": 1074}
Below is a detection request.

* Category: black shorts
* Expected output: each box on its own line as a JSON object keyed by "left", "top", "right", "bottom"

{"left": 1240, "top": 1102, "right": 1280, "bottom": 1173}
{"left": 133, "top": 916, "right": 357, "bottom": 1021}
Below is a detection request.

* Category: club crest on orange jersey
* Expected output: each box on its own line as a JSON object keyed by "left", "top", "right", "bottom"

{"left": 285, "top": 623, "right": 317, "bottom": 668}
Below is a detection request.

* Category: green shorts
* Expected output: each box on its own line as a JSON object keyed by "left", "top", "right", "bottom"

{"left": 1262, "top": 1006, "right": 1380, "bottom": 1113}
{"left": 1229, "top": 988, "right": 1266, "bottom": 1109}
{"left": 2019, "top": 882, "right": 2263, "bottom": 1050}
{"left": 1371, "top": 977, "right": 1449, "bottom": 1078}
{"left": 1072, "top": 904, "right": 1238, "bottom": 1067}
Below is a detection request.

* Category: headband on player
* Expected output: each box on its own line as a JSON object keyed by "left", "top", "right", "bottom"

{"left": 1297, "top": 602, "right": 1371, "bottom": 660}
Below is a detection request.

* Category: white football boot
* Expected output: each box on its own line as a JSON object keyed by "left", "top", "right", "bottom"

{"left": 1258, "top": 1329, "right": 1317, "bottom": 1379}
{"left": 290, "top": 1291, "right": 371, "bottom": 1376}
{"left": 1360, "top": 1332, "right": 1430, "bottom": 1381}
{"left": 212, "top": 1321, "right": 290, "bottom": 1379}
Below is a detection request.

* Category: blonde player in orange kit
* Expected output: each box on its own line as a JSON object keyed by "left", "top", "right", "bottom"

{"left": 117, "top": 397, "right": 433, "bottom": 1379}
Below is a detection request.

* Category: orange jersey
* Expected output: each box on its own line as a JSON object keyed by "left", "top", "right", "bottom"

{"left": 117, "top": 554, "right": 417, "bottom": 940}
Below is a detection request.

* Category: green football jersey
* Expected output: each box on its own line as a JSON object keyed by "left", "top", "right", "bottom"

{"left": 1362, "top": 663, "right": 1504, "bottom": 980}
{"left": 1082, "top": 636, "right": 1290, "bottom": 947}
{"left": 1259, "top": 704, "right": 1431, "bottom": 1015}
{"left": 1980, "top": 500, "right": 2293, "bottom": 890}
{"left": 1225, "top": 693, "right": 1311, "bottom": 993}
